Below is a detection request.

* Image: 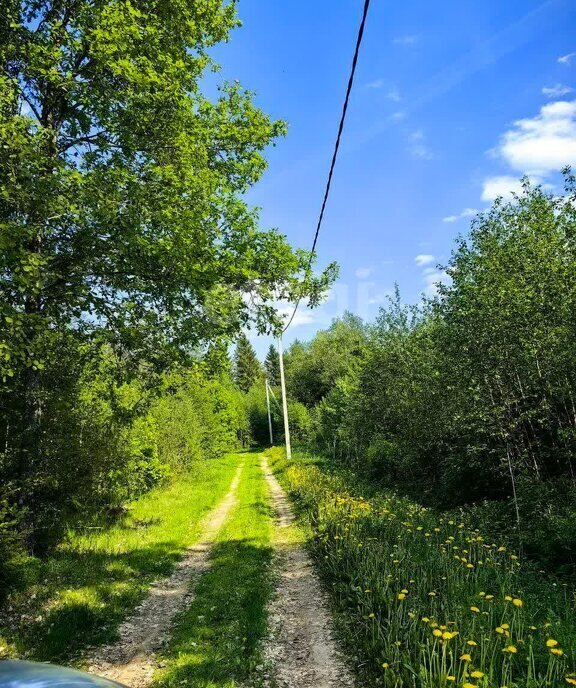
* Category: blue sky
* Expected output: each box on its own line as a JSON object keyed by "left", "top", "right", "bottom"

{"left": 210, "top": 0, "right": 576, "bottom": 357}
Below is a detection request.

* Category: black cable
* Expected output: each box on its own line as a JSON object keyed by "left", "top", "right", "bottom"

{"left": 282, "top": 0, "right": 372, "bottom": 333}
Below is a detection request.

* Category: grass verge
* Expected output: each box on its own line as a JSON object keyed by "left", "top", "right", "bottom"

{"left": 272, "top": 450, "right": 576, "bottom": 688}
{"left": 0, "top": 454, "right": 240, "bottom": 663}
{"left": 151, "top": 450, "right": 274, "bottom": 688}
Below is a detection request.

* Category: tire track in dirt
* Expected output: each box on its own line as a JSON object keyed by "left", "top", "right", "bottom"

{"left": 261, "top": 455, "right": 354, "bottom": 688}
{"left": 87, "top": 461, "right": 244, "bottom": 688}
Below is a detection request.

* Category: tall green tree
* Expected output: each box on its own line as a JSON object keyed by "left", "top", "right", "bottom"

{"left": 0, "top": 6, "right": 336, "bottom": 405}
{"left": 233, "top": 333, "right": 261, "bottom": 393}
{"left": 0, "top": 0, "right": 336, "bottom": 544}
{"left": 264, "top": 344, "right": 280, "bottom": 386}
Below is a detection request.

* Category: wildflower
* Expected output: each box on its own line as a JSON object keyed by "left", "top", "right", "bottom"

{"left": 501, "top": 624, "right": 509, "bottom": 630}
{"left": 463, "top": 683, "right": 478, "bottom": 688}
{"left": 479, "top": 592, "right": 486, "bottom": 597}
{"left": 512, "top": 598, "right": 523, "bottom": 607}
{"left": 422, "top": 617, "right": 430, "bottom": 623}
{"left": 397, "top": 593, "right": 406, "bottom": 600}
{"left": 433, "top": 629, "right": 443, "bottom": 637}
{"left": 446, "top": 676, "right": 455, "bottom": 682}
{"left": 498, "top": 546, "right": 506, "bottom": 552}
{"left": 546, "top": 639, "right": 559, "bottom": 647}
{"left": 460, "top": 653, "right": 472, "bottom": 661}
{"left": 529, "top": 626, "right": 537, "bottom": 630}
{"left": 470, "top": 606, "right": 480, "bottom": 613}
{"left": 443, "top": 631, "right": 459, "bottom": 640}
{"left": 401, "top": 588, "right": 408, "bottom": 594}
{"left": 382, "top": 662, "right": 389, "bottom": 669}
{"left": 503, "top": 645, "right": 517, "bottom": 654}
{"left": 471, "top": 671, "right": 485, "bottom": 679}
{"left": 428, "top": 591, "right": 437, "bottom": 596}
{"left": 551, "top": 648, "right": 564, "bottom": 656}
{"left": 566, "top": 676, "right": 576, "bottom": 685}
{"left": 369, "top": 613, "right": 375, "bottom": 618}
{"left": 496, "top": 627, "right": 505, "bottom": 634}
{"left": 485, "top": 594, "right": 494, "bottom": 600}
{"left": 467, "top": 640, "right": 477, "bottom": 646}
{"left": 504, "top": 596, "right": 513, "bottom": 601}
{"left": 466, "top": 563, "right": 474, "bottom": 569}
{"left": 511, "top": 555, "right": 518, "bottom": 560}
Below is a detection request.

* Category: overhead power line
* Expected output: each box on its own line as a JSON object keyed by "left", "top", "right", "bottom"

{"left": 282, "top": 0, "right": 372, "bottom": 333}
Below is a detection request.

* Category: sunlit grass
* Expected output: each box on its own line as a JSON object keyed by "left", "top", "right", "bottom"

{"left": 280, "top": 458, "right": 576, "bottom": 688}
{"left": 152, "top": 451, "right": 274, "bottom": 688}
{"left": 0, "top": 455, "right": 240, "bottom": 662}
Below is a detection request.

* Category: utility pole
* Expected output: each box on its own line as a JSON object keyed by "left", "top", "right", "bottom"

{"left": 265, "top": 378, "right": 274, "bottom": 446}
{"left": 277, "top": 335, "right": 291, "bottom": 461}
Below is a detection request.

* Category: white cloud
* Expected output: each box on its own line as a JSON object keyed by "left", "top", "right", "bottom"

{"left": 481, "top": 176, "right": 525, "bottom": 201}
{"left": 279, "top": 306, "right": 316, "bottom": 328}
{"left": 493, "top": 100, "right": 576, "bottom": 176}
{"left": 366, "top": 79, "right": 384, "bottom": 89}
{"left": 394, "top": 35, "right": 419, "bottom": 45}
{"left": 558, "top": 52, "right": 576, "bottom": 65}
{"left": 442, "top": 207, "right": 478, "bottom": 223}
{"left": 367, "top": 291, "right": 391, "bottom": 305}
{"left": 408, "top": 129, "right": 434, "bottom": 160}
{"left": 387, "top": 87, "right": 402, "bottom": 102}
{"left": 415, "top": 254, "right": 435, "bottom": 267}
{"left": 542, "top": 84, "right": 573, "bottom": 98}
{"left": 422, "top": 267, "right": 450, "bottom": 297}
{"left": 355, "top": 266, "right": 374, "bottom": 279}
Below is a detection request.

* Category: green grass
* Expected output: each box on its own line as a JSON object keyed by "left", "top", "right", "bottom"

{"left": 275, "top": 452, "right": 576, "bottom": 688}
{"left": 0, "top": 454, "right": 240, "bottom": 663}
{"left": 152, "top": 450, "right": 274, "bottom": 688}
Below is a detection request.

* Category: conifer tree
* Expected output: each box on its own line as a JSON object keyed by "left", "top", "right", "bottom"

{"left": 264, "top": 344, "right": 281, "bottom": 386}
{"left": 233, "top": 333, "right": 262, "bottom": 392}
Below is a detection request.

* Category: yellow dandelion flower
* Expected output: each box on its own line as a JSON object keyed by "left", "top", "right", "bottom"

{"left": 496, "top": 627, "right": 505, "bottom": 634}
{"left": 479, "top": 592, "right": 486, "bottom": 597}
{"left": 566, "top": 676, "right": 576, "bottom": 685}
{"left": 511, "top": 555, "right": 518, "bottom": 560}
{"left": 512, "top": 598, "right": 523, "bottom": 607}
{"left": 470, "top": 606, "right": 480, "bottom": 613}
{"left": 503, "top": 645, "right": 517, "bottom": 654}
{"left": 485, "top": 594, "right": 494, "bottom": 600}
{"left": 446, "top": 676, "right": 456, "bottom": 682}
{"left": 463, "top": 683, "right": 478, "bottom": 688}
{"left": 422, "top": 617, "right": 430, "bottom": 623}
{"left": 433, "top": 629, "right": 443, "bottom": 637}
{"left": 546, "top": 639, "right": 559, "bottom": 647}
{"left": 428, "top": 591, "right": 437, "bottom": 596}
{"left": 467, "top": 640, "right": 477, "bottom": 646}
{"left": 551, "top": 648, "right": 564, "bottom": 656}
{"left": 466, "top": 563, "right": 474, "bottom": 569}
{"left": 443, "top": 631, "right": 459, "bottom": 640}
{"left": 382, "top": 662, "right": 389, "bottom": 669}
{"left": 369, "top": 613, "right": 375, "bottom": 618}
{"left": 397, "top": 593, "right": 406, "bottom": 600}
{"left": 504, "top": 595, "right": 513, "bottom": 601}
{"left": 460, "top": 653, "right": 472, "bottom": 662}
{"left": 471, "top": 671, "right": 485, "bottom": 679}
{"left": 501, "top": 623, "right": 509, "bottom": 630}
{"left": 401, "top": 588, "right": 409, "bottom": 594}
